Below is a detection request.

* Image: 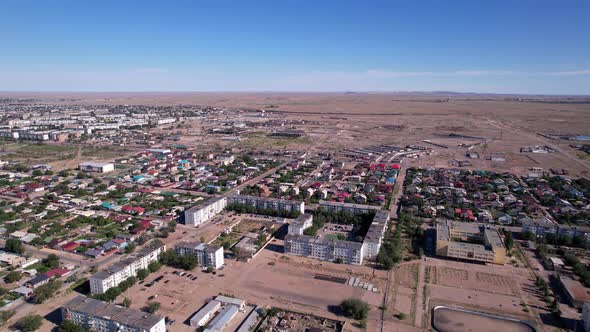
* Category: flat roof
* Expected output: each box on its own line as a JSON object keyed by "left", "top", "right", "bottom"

{"left": 63, "top": 295, "right": 163, "bottom": 330}
{"left": 190, "top": 300, "right": 221, "bottom": 325}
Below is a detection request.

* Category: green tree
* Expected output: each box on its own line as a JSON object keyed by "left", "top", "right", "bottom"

{"left": 0, "top": 310, "right": 15, "bottom": 327}
{"left": 146, "top": 301, "right": 160, "bottom": 313}
{"left": 5, "top": 238, "right": 25, "bottom": 254}
{"left": 32, "top": 280, "right": 63, "bottom": 304}
{"left": 124, "top": 242, "right": 136, "bottom": 254}
{"left": 43, "top": 254, "right": 60, "bottom": 268}
{"left": 58, "top": 320, "right": 86, "bottom": 332}
{"left": 13, "top": 314, "right": 43, "bottom": 332}
{"left": 4, "top": 271, "right": 22, "bottom": 283}
{"left": 504, "top": 231, "right": 514, "bottom": 252}
{"left": 148, "top": 261, "right": 161, "bottom": 273}
{"left": 137, "top": 268, "right": 149, "bottom": 280}
{"left": 340, "top": 298, "right": 369, "bottom": 320}
{"left": 122, "top": 297, "right": 132, "bottom": 308}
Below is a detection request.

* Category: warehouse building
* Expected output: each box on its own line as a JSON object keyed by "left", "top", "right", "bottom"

{"left": 190, "top": 300, "right": 221, "bottom": 327}
{"left": 79, "top": 162, "right": 115, "bottom": 173}
{"left": 62, "top": 295, "right": 165, "bottom": 332}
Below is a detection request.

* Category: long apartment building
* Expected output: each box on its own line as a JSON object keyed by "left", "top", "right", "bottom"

{"left": 436, "top": 221, "right": 506, "bottom": 264}
{"left": 284, "top": 234, "right": 365, "bottom": 265}
{"left": 62, "top": 295, "right": 165, "bottom": 332}
{"left": 363, "top": 211, "right": 390, "bottom": 259}
{"left": 318, "top": 200, "right": 381, "bottom": 215}
{"left": 90, "top": 241, "right": 166, "bottom": 294}
{"left": 184, "top": 197, "right": 227, "bottom": 226}
{"left": 175, "top": 241, "right": 224, "bottom": 269}
{"left": 228, "top": 195, "right": 305, "bottom": 215}
{"left": 522, "top": 218, "right": 590, "bottom": 241}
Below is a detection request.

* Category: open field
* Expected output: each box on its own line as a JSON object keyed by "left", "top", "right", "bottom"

{"left": 120, "top": 243, "right": 386, "bottom": 332}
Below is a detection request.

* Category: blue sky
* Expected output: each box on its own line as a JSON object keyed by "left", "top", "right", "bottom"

{"left": 1, "top": 0, "right": 589, "bottom": 94}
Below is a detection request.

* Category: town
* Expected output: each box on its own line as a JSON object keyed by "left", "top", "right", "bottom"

{"left": 0, "top": 92, "right": 588, "bottom": 332}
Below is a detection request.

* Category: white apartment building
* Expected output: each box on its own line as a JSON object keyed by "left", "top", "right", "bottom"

{"left": 363, "top": 211, "right": 390, "bottom": 259}
{"left": 228, "top": 195, "right": 305, "bottom": 215}
{"left": 62, "top": 295, "right": 165, "bottom": 332}
{"left": 79, "top": 162, "right": 115, "bottom": 173}
{"left": 90, "top": 241, "right": 165, "bottom": 294}
{"left": 288, "top": 213, "right": 313, "bottom": 235}
{"left": 176, "top": 241, "right": 224, "bottom": 269}
{"left": 284, "top": 234, "right": 365, "bottom": 265}
{"left": 184, "top": 197, "right": 227, "bottom": 226}
{"left": 318, "top": 200, "right": 381, "bottom": 214}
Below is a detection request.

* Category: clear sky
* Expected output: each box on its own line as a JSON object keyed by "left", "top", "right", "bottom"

{"left": 1, "top": 0, "right": 589, "bottom": 94}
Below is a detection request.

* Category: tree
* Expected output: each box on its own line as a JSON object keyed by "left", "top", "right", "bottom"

{"left": 13, "top": 314, "right": 43, "bottom": 332}
{"left": 146, "top": 301, "right": 160, "bottom": 313}
{"left": 504, "top": 231, "right": 514, "bottom": 252}
{"left": 137, "top": 268, "right": 149, "bottom": 280}
{"left": 43, "top": 254, "right": 60, "bottom": 268}
{"left": 0, "top": 310, "right": 15, "bottom": 327}
{"left": 206, "top": 266, "right": 214, "bottom": 273}
{"left": 4, "top": 271, "right": 22, "bottom": 283}
{"left": 340, "top": 298, "right": 369, "bottom": 320}
{"left": 58, "top": 320, "right": 86, "bottom": 332}
{"left": 32, "top": 279, "right": 63, "bottom": 304}
{"left": 148, "top": 261, "right": 161, "bottom": 273}
{"left": 124, "top": 242, "right": 136, "bottom": 254}
{"left": 5, "top": 238, "right": 25, "bottom": 254}
{"left": 122, "top": 298, "right": 132, "bottom": 308}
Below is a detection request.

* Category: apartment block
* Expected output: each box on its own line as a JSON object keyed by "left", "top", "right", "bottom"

{"left": 318, "top": 200, "right": 381, "bottom": 215}
{"left": 288, "top": 213, "right": 313, "bottom": 235}
{"left": 184, "top": 197, "right": 227, "bottom": 226}
{"left": 228, "top": 195, "right": 305, "bottom": 215}
{"left": 284, "top": 234, "right": 365, "bottom": 265}
{"left": 175, "top": 241, "right": 224, "bottom": 269}
{"left": 362, "top": 211, "right": 390, "bottom": 259}
{"left": 435, "top": 221, "right": 506, "bottom": 264}
{"left": 62, "top": 295, "right": 165, "bottom": 332}
{"left": 90, "top": 241, "right": 166, "bottom": 294}
{"left": 522, "top": 218, "right": 590, "bottom": 241}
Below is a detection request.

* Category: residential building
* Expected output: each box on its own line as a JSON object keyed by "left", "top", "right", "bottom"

{"left": 435, "top": 221, "right": 507, "bottom": 264}
{"left": 582, "top": 302, "right": 590, "bottom": 332}
{"left": 288, "top": 214, "right": 313, "bottom": 235}
{"left": 175, "top": 241, "right": 224, "bottom": 269}
{"left": 228, "top": 195, "right": 305, "bottom": 214}
{"left": 184, "top": 197, "right": 227, "bottom": 226}
{"left": 79, "top": 162, "right": 115, "bottom": 173}
{"left": 62, "top": 295, "right": 165, "bottom": 332}
{"left": 363, "top": 211, "right": 390, "bottom": 259}
{"left": 318, "top": 200, "right": 381, "bottom": 214}
{"left": 284, "top": 234, "right": 365, "bottom": 265}
{"left": 559, "top": 277, "right": 590, "bottom": 309}
{"left": 90, "top": 241, "right": 166, "bottom": 294}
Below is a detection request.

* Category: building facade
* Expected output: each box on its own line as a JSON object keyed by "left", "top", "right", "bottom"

{"left": 79, "top": 162, "right": 115, "bottom": 173}
{"left": 184, "top": 197, "right": 227, "bottom": 226}
{"left": 284, "top": 234, "right": 364, "bottom": 265}
{"left": 62, "top": 295, "right": 165, "bottom": 332}
{"left": 175, "top": 241, "right": 224, "bottom": 269}
{"left": 318, "top": 200, "right": 381, "bottom": 215}
{"left": 228, "top": 195, "right": 305, "bottom": 214}
{"left": 288, "top": 214, "right": 313, "bottom": 235}
{"left": 435, "top": 221, "right": 506, "bottom": 264}
{"left": 90, "top": 241, "right": 166, "bottom": 294}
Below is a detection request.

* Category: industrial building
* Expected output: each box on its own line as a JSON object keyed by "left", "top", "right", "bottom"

{"left": 435, "top": 221, "right": 507, "bottom": 264}
{"left": 228, "top": 195, "right": 305, "bottom": 215}
{"left": 62, "top": 295, "right": 165, "bottom": 332}
{"left": 79, "top": 162, "right": 115, "bottom": 173}
{"left": 183, "top": 196, "right": 227, "bottom": 226}
{"left": 190, "top": 300, "right": 221, "bottom": 327}
{"left": 175, "top": 241, "right": 224, "bottom": 269}
{"left": 90, "top": 241, "right": 166, "bottom": 294}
